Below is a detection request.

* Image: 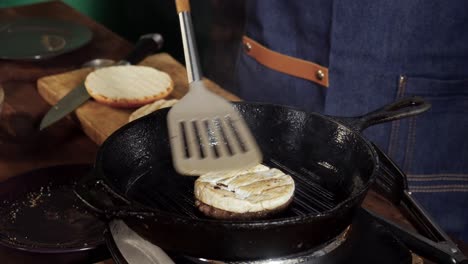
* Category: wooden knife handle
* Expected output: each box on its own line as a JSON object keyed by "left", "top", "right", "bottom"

{"left": 175, "top": 0, "right": 190, "bottom": 13}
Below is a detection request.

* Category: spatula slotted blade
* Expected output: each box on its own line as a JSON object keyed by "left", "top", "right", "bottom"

{"left": 170, "top": 0, "right": 262, "bottom": 175}
{"left": 168, "top": 81, "right": 262, "bottom": 175}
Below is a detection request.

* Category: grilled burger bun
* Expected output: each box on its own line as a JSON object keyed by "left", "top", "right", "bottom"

{"left": 128, "top": 98, "right": 178, "bottom": 122}
{"left": 85, "top": 65, "right": 173, "bottom": 108}
{"left": 194, "top": 165, "right": 295, "bottom": 220}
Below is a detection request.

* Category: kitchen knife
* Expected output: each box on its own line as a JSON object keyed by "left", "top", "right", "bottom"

{"left": 39, "top": 33, "right": 164, "bottom": 131}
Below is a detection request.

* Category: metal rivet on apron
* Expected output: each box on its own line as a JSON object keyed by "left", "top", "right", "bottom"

{"left": 316, "top": 70, "right": 325, "bottom": 81}
{"left": 244, "top": 42, "right": 252, "bottom": 52}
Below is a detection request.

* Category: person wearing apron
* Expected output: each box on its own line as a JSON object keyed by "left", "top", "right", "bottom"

{"left": 229, "top": 0, "right": 468, "bottom": 242}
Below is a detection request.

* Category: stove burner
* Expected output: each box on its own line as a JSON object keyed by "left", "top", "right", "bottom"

{"left": 167, "top": 209, "right": 413, "bottom": 264}
{"left": 107, "top": 209, "right": 414, "bottom": 264}
{"left": 186, "top": 226, "right": 352, "bottom": 264}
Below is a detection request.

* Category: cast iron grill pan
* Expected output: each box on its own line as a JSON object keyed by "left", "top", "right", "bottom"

{"left": 105, "top": 103, "right": 369, "bottom": 222}
{"left": 80, "top": 98, "right": 430, "bottom": 260}
{"left": 125, "top": 158, "right": 341, "bottom": 220}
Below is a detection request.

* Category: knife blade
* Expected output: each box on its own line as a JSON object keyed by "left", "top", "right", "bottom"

{"left": 39, "top": 33, "right": 164, "bottom": 131}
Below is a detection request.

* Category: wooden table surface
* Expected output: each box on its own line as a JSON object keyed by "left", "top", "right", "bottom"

{"left": 0, "top": 1, "right": 465, "bottom": 263}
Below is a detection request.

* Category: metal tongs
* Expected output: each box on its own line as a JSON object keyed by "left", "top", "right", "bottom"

{"left": 370, "top": 143, "right": 468, "bottom": 264}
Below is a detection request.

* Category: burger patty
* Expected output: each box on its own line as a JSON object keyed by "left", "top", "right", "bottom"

{"left": 195, "top": 197, "right": 294, "bottom": 220}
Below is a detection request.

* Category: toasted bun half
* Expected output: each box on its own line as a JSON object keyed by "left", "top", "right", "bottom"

{"left": 85, "top": 65, "right": 173, "bottom": 108}
{"left": 194, "top": 165, "right": 295, "bottom": 219}
{"left": 128, "top": 98, "right": 179, "bottom": 122}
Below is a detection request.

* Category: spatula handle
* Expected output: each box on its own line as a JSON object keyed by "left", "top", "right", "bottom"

{"left": 176, "top": 0, "right": 202, "bottom": 83}
{"left": 175, "top": 0, "right": 190, "bottom": 13}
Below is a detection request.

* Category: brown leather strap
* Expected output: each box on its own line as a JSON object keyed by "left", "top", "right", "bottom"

{"left": 242, "top": 36, "right": 329, "bottom": 87}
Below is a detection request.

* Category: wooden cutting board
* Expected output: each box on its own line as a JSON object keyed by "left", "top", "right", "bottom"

{"left": 37, "top": 53, "right": 240, "bottom": 145}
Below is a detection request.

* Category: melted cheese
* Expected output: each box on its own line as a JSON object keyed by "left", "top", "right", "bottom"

{"left": 195, "top": 165, "right": 295, "bottom": 213}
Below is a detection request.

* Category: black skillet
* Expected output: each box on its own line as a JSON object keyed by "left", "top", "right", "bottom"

{"left": 75, "top": 96, "right": 430, "bottom": 261}
{"left": 0, "top": 164, "right": 108, "bottom": 264}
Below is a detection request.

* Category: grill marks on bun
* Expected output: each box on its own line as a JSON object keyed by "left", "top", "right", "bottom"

{"left": 85, "top": 65, "right": 173, "bottom": 108}
{"left": 194, "top": 164, "right": 295, "bottom": 219}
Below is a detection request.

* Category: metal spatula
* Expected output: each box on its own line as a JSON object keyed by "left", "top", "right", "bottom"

{"left": 168, "top": 0, "right": 262, "bottom": 175}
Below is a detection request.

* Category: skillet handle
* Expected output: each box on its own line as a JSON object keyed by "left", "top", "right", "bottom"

{"left": 365, "top": 208, "right": 468, "bottom": 264}
{"left": 74, "top": 170, "right": 155, "bottom": 220}
{"left": 336, "top": 96, "right": 431, "bottom": 132}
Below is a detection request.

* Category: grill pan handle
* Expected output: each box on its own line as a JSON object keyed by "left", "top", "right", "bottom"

{"left": 74, "top": 170, "right": 155, "bottom": 220}
{"left": 366, "top": 208, "right": 468, "bottom": 264}
{"left": 335, "top": 96, "right": 431, "bottom": 132}
{"left": 369, "top": 143, "right": 468, "bottom": 264}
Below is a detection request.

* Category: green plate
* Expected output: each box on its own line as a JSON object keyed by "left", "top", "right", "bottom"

{"left": 0, "top": 17, "right": 92, "bottom": 60}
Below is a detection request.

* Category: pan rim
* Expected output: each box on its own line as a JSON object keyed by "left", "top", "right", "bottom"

{"left": 94, "top": 101, "right": 380, "bottom": 227}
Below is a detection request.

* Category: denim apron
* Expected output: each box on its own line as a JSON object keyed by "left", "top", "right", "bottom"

{"left": 232, "top": 0, "right": 468, "bottom": 241}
